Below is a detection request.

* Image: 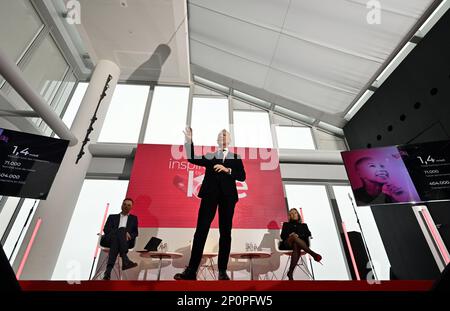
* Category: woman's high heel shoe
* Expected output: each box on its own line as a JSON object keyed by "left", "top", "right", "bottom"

{"left": 313, "top": 254, "right": 323, "bottom": 265}
{"left": 286, "top": 270, "right": 294, "bottom": 281}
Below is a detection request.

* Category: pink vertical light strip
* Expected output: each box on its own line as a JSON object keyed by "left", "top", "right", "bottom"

{"left": 421, "top": 208, "right": 450, "bottom": 265}
{"left": 342, "top": 221, "right": 361, "bottom": 280}
{"left": 93, "top": 203, "right": 110, "bottom": 258}
{"left": 299, "top": 208, "right": 304, "bottom": 224}
{"left": 16, "top": 218, "right": 42, "bottom": 280}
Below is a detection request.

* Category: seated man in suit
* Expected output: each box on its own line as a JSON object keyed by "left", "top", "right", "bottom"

{"left": 100, "top": 198, "right": 138, "bottom": 280}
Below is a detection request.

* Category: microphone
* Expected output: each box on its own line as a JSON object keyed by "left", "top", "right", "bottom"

{"left": 348, "top": 193, "right": 354, "bottom": 202}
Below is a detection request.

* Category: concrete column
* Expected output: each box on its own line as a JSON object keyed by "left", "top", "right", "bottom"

{"left": 12, "top": 60, "right": 120, "bottom": 279}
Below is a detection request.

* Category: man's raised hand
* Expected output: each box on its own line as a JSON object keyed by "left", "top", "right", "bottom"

{"left": 183, "top": 126, "right": 193, "bottom": 143}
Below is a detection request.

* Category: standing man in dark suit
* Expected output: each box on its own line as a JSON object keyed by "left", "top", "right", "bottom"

{"left": 174, "top": 128, "right": 246, "bottom": 280}
{"left": 101, "top": 198, "right": 138, "bottom": 280}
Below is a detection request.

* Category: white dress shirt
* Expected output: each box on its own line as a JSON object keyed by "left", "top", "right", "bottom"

{"left": 219, "top": 148, "right": 232, "bottom": 175}
{"left": 119, "top": 213, "right": 128, "bottom": 228}
{"left": 221, "top": 148, "right": 228, "bottom": 162}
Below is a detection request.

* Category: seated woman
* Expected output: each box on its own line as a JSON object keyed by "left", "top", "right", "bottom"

{"left": 280, "top": 208, "right": 322, "bottom": 280}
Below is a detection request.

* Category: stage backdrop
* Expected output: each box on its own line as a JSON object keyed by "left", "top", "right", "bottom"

{"left": 126, "top": 144, "right": 286, "bottom": 229}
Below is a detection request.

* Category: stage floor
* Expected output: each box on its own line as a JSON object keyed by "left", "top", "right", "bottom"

{"left": 19, "top": 280, "right": 433, "bottom": 291}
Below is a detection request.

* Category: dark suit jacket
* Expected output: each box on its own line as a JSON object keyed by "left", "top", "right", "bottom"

{"left": 280, "top": 221, "right": 312, "bottom": 249}
{"left": 103, "top": 213, "right": 139, "bottom": 248}
{"left": 185, "top": 142, "right": 246, "bottom": 202}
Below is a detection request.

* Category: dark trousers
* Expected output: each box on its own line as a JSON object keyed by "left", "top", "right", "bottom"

{"left": 100, "top": 227, "right": 132, "bottom": 272}
{"left": 188, "top": 195, "right": 236, "bottom": 272}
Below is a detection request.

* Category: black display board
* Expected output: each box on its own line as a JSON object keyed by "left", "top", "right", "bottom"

{"left": 398, "top": 140, "right": 450, "bottom": 202}
{"left": 0, "top": 128, "right": 69, "bottom": 199}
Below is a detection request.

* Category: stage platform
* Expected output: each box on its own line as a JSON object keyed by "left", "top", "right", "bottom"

{"left": 19, "top": 280, "right": 433, "bottom": 292}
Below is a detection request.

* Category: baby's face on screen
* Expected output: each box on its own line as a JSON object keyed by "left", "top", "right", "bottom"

{"left": 357, "top": 158, "right": 390, "bottom": 184}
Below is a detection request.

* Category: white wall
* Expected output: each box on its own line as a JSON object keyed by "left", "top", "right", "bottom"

{"left": 53, "top": 181, "right": 315, "bottom": 281}
{"left": 2, "top": 199, "right": 39, "bottom": 263}
{"left": 284, "top": 184, "right": 350, "bottom": 280}
{"left": 52, "top": 159, "right": 352, "bottom": 280}
{"left": 100, "top": 228, "right": 312, "bottom": 281}
{"left": 333, "top": 185, "right": 391, "bottom": 280}
{"left": 52, "top": 180, "right": 128, "bottom": 280}
{"left": 280, "top": 163, "right": 348, "bottom": 180}
{"left": 0, "top": 197, "right": 21, "bottom": 240}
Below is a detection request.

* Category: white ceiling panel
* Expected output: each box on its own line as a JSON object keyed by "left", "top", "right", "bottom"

{"left": 284, "top": 0, "right": 431, "bottom": 61}
{"left": 271, "top": 34, "right": 379, "bottom": 94}
{"left": 188, "top": 0, "right": 437, "bottom": 125}
{"left": 265, "top": 68, "right": 356, "bottom": 114}
{"left": 348, "top": 0, "right": 435, "bottom": 17}
{"left": 190, "top": 0, "right": 290, "bottom": 30}
{"left": 73, "top": 0, "right": 190, "bottom": 84}
{"left": 190, "top": 40, "right": 270, "bottom": 88}
{"left": 189, "top": 4, "right": 279, "bottom": 65}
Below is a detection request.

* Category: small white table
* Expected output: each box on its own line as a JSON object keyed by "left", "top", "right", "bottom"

{"left": 139, "top": 251, "right": 183, "bottom": 280}
{"left": 229, "top": 251, "right": 271, "bottom": 280}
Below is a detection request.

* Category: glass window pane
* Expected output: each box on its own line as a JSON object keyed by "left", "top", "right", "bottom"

{"left": 52, "top": 180, "right": 129, "bottom": 280}
{"left": 3, "top": 35, "right": 68, "bottom": 110}
{"left": 144, "top": 86, "right": 189, "bottom": 145}
{"left": 0, "top": 0, "right": 43, "bottom": 63}
{"left": 191, "top": 97, "right": 229, "bottom": 146}
{"left": 2, "top": 199, "right": 39, "bottom": 263}
{"left": 193, "top": 84, "right": 222, "bottom": 96}
{"left": 232, "top": 90, "right": 271, "bottom": 109}
{"left": 193, "top": 76, "right": 229, "bottom": 93}
{"left": 232, "top": 98, "right": 264, "bottom": 111}
{"left": 332, "top": 185, "right": 391, "bottom": 280}
{"left": 275, "top": 126, "right": 315, "bottom": 149}
{"left": 62, "top": 82, "right": 88, "bottom": 129}
{"left": 272, "top": 113, "right": 302, "bottom": 126}
{"left": 38, "top": 72, "right": 77, "bottom": 134}
{"left": 0, "top": 197, "right": 21, "bottom": 240}
{"left": 284, "top": 184, "right": 350, "bottom": 280}
{"left": 51, "top": 72, "right": 77, "bottom": 117}
{"left": 313, "top": 129, "right": 347, "bottom": 150}
{"left": 274, "top": 106, "right": 315, "bottom": 124}
{"left": 98, "top": 84, "right": 149, "bottom": 143}
{"left": 233, "top": 111, "right": 273, "bottom": 148}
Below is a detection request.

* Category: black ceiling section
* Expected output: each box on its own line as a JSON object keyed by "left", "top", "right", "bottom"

{"left": 344, "top": 8, "right": 450, "bottom": 150}
{"left": 343, "top": 7, "right": 450, "bottom": 280}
